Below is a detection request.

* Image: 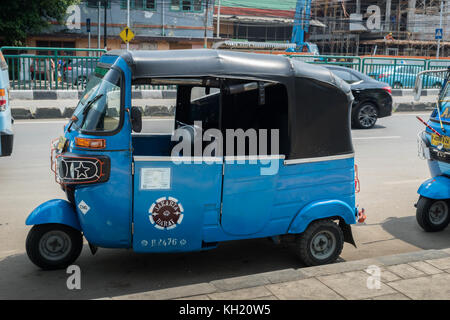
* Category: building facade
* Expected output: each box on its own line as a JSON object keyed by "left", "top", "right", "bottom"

{"left": 25, "top": 0, "right": 215, "bottom": 53}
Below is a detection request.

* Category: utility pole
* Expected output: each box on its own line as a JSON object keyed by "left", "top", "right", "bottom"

{"left": 97, "top": 1, "right": 101, "bottom": 51}
{"left": 104, "top": 0, "right": 107, "bottom": 49}
{"left": 437, "top": 0, "right": 444, "bottom": 58}
{"left": 127, "top": 0, "right": 130, "bottom": 50}
{"left": 204, "top": 0, "right": 209, "bottom": 48}
{"left": 216, "top": 0, "right": 221, "bottom": 38}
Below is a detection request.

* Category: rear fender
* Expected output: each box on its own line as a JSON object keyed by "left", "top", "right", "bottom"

{"left": 288, "top": 199, "right": 356, "bottom": 235}
{"left": 26, "top": 199, "right": 81, "bottom": 231}
{"left": 418, "top": 176, "right": 450, "bottom": 200}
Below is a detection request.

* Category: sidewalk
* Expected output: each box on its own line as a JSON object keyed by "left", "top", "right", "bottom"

{"left": 103, "top": 248, "right": 450, "bottom": 300}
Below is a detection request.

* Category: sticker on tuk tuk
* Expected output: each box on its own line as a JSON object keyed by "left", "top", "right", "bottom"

{"left": 78, "top": 200, "right": 90, "bottom": 215}
{"left": 140, "top": 168, "right": 171, "bottom": 190}
{"left": 149, "top": 197, "right": 184, "bottom": 230}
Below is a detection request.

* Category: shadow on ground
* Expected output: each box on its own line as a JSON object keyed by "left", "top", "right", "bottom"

{"left": 0, "top": 238, "right": 304, "bottom": 299}
{"left": 352, "top": 124, "right": 386, "bottom": 130}
{"left": 381, "top": 215, "right": 450, "bottom": 250}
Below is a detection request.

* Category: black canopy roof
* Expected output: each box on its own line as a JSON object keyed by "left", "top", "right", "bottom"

{"left": 104, "top": 49, "right": 354, "bottom": 160}
{"left": 106, "top": 49, "right": 345, "bottom": 87}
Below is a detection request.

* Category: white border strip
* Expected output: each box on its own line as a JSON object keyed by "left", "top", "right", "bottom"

{"left": 283, "top": 153, "right": 354, "bottom": 165}
{"left": 134, "top": 156, "right": 223, "bottom": 162}
{"left": 224, "top": 155, "right": 285, "bottom": 161}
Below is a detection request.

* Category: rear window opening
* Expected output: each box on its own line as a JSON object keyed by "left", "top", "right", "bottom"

{"left": 131, "top": 77, "right": 289, "bottom": 158}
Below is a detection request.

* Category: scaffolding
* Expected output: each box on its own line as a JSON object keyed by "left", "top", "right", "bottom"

{"left": 309, "top": 0, "right": 449, "bottom": 56}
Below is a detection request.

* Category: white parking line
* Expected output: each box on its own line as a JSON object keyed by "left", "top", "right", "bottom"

{"left": 353, "top": 136, "right": 402, "bottom": 140}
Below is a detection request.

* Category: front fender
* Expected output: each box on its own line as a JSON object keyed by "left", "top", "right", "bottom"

{"left": 418, "top": 176, "right": 450, "bottom": 200}
{"left": 288, "top": 199, "right": 356, "bottom": 234}
{"left": 26, "top": 199, "right": 81, "bottom": 231}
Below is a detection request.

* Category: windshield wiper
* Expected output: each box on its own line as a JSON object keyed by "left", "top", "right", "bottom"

{"left": 78, "top": 94, "right": 104, "bottom": 128}
{"left": 82, "top": 94, "right": 104, "bottom": 115}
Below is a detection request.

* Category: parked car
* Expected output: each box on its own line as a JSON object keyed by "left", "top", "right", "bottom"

{"left": 367, "top": 65, "right": 444, "bottom": 89}
{"left": 63, "top": 60, "right": 96, "bottom": 88}
{"left": 324, "top": 65, "right": 393, "bottom": 129}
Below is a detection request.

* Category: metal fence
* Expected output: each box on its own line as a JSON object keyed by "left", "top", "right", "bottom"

{"left": 1, "top": 47, "right": 106, "bottom": 90}
{"left": 2, "top": 46, "right": 449, "bottom": 90}
{"left": 287, "top": 54, "right": 450, "bottom": 89}
{"left": 289, "top": 55, "right": 362, "bottom": 71}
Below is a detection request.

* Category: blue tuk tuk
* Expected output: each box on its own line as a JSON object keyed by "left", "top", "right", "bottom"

{"left": 25, "top": 50, "right": 364, "bottom": 270}
{"left": 0, "top": 51, "right": 13, "bottom": 157}
{"left": 416, "top": 67, "right": 450, "bottom": 232}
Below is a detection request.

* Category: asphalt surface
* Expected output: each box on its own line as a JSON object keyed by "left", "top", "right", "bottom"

{"left": 1, "top": 114, "right": 450, "bottom": 299}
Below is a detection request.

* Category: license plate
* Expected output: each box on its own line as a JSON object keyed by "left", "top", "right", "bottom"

{"left": 431, "top": 134, "right": 450, "bottom": 149}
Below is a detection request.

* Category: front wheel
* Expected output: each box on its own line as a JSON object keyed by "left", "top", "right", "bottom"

{"left": 353, "top": 103, "right": 378, "bottom": 129}
{"left": 416, "top": 196, "right": 450, "bottom": 232}
{"left": 295, "top": 220, "right": 344, "bottom": 266}
{"left": 26, "top": 224, "right": 83, "bottom": 270}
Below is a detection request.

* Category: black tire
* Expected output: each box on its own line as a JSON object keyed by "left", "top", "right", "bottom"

{"left": 26, "top": 223, "right": 83, "bottom": 270}
{"left": 416, "top": 196, "right": 450, "bottom": 232}
{"left": 295, "top": 219, "right": 344, "bottom": 266}
{"left": 353, "top": 103, "right": 378, "bottom": 129}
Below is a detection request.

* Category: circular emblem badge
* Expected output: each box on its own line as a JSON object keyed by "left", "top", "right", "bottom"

{"left": 149, "top": 197, "right": 184, "bottom": 230}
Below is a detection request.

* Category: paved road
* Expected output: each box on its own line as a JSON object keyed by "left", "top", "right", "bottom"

{"left": 0, "top": 114, "right": 449, "bottom": 299}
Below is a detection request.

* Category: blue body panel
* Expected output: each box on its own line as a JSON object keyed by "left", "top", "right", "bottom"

{"left": 133, "top": 158, "right": 223, "bottom": 252}
{"left": 203, "top": 158, "right": 356, "bottom": 243}
{"left": 66, "top": 55, "right": 133, "bottom": 248}
{"left": 418, "top": 176, "right": 450, "bottom": 200}
{"left": 26, "top": 199, "right": 81, "bottom": 231}
{"left": 132, "top": 157, "right": 355, "bottom": 252}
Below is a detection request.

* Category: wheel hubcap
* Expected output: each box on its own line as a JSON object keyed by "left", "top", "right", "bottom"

{"left": 310, "top": 230, "right": 336, "bottom": 260}
{"left": 429, "top": 201, "right": 449, "bottom": 225}
{"left": 359, "top": 105, "right": 378, "bottom": 128}
{"left": 39, "top": 231, "right": 72, "bottom": 261}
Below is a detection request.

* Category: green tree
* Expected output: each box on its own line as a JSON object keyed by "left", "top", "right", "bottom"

{"left": 0, "top": 0, "right": 79, "bottom": 46}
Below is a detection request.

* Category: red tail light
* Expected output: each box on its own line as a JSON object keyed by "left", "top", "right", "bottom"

{"left": 0, "top": 88, "right": 6, "bottom": 108}
{"left": 382, "top": 86, "right": 392, "bottom": 94}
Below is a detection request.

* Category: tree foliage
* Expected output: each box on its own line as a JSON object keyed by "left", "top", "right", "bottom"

{"left": 0, "top": 0, "right": 79, "bottom": 46}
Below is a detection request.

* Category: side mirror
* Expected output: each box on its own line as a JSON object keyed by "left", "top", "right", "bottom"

{"left": 130, "top": 106, "right": 142, "bottom": 133}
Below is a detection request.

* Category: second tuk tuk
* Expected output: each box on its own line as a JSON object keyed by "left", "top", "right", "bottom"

{"left": 25, "top": 49, "right": 364, "bottom": 270}
{"left": 416, "top": 67, "right": 450, "bottom": 232}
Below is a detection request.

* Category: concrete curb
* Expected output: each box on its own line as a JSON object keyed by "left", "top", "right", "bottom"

{"left": 9, "top": 89, "right": 176, "bottom": 101}
{"left": 9, "top": 89, "right": 437, "bottom": 100}
{"left": 391, "top": 88, "right": 440, "bottom": 97}
{"left": 103, "top": 248, "right": 450, "bottom": 300}
{"left": 11, "top": 102, "right": 427, "bottom": 118}
{"left": 393, "top": 101, "right": 436, "bottom": 112}
{"left": 11, "top": 104, "right": 175, "bottom": 119}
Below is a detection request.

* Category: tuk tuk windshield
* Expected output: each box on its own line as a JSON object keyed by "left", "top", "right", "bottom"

{"left": 71, "top": 66, "right": 122, "bottom": 133}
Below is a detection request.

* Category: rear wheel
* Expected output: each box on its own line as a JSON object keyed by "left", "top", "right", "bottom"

{"left": 26, "top": 224, "right": 83, "bottom": 270}
{"left": 416, "top": 196, "right": 450, "bottom": 232}
{"left": 353, "top": 103, "right": 378, "bottom": 129}
{"left": 295, "top": 220, "right": 344, "bottom": 266}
